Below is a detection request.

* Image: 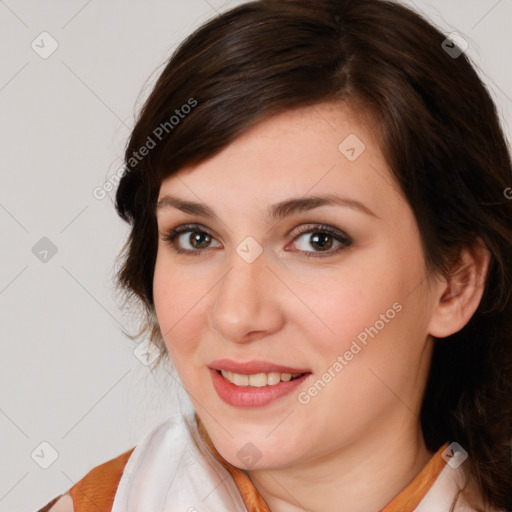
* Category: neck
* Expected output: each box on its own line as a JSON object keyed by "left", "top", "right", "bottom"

{"left": 246, "top": 417, "right": 433, "bottom": 512}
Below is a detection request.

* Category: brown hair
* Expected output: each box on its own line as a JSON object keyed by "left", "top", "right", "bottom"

{"left": 113, "top": 0, "right": 512, "bottom": 509}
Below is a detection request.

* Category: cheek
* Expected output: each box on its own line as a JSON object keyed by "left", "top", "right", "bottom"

{"left": 292, "top": 254, "right": 410, "bottom": 361}
{"left": 152, "top": 255, "right": 205, "bottom": 360}
{"left": 309, "top": 262, "right": 432, "bottom": 415}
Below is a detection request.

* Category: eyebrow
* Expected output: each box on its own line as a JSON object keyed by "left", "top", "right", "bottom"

{"left": 156, "top": 193, "right": 378, "bottom": 223}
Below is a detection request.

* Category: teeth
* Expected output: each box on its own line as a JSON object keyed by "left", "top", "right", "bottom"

{"left": 249, "top": 373, "right": 269, "bottom": 387}
{"left": 233, "top": 373, "right": 249, "bottom": 386}
{"left": 266, "top": 372, "right": 281, "bottom": 385}
{"left": 220, "top": 370, "right": 302, "bottom": 387}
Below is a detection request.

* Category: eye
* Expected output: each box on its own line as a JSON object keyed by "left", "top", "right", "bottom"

{"left": 161, "top": 223, "right": 352, "bottom": 258}
{"left": 288, "top": 224, "right": 352, "bottom": 258}
{"left": 162, "top": 224, "right": 221, "bottom": 256}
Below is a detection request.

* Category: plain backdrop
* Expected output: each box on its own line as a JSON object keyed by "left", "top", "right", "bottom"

{"left": 0, "top": 1, "right": 510, "bottom": 510}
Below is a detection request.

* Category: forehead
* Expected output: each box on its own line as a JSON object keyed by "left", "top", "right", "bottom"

{"left": 156, "top": 101, "right": 401, "bottom": 219}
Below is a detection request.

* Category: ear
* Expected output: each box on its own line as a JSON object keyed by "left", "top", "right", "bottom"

{"left": 428, "top": 239, "right": 491, "bottom": 338}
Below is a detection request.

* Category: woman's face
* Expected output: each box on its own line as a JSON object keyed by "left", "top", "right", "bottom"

{"left": 153, "top": 102, "right": 437, "bottom": 470}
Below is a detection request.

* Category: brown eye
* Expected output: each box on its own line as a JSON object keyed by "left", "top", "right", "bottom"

{"left": 290, "top": 224, "right": 352, "bottom": 258}
{"left": 162, "top": 224, "right": 221, "bottom": 255}
{"left": 162, "top": 222, "right": 351, "bottom": 258}
{"left": 309, "top": 232, "right": 334, "bottom": 251}
{"left": 187, "top": 231, "right": 212, "bottom": 249}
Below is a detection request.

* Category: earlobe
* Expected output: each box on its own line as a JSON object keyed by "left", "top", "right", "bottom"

{"left": 428, "top": 239, "right": 491, "bottom": 339}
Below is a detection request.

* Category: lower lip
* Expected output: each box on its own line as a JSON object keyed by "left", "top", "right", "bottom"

{"left": 210, "top": 369, "right": 310, "bottom": 408}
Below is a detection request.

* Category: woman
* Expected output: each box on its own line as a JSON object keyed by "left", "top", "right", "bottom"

{"left": 38, "top": 0, "right": 512, "bottom": 510}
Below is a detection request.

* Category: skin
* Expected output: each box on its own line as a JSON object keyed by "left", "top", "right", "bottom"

{"left": 152, "top": 101, "right": 489, "bottom": 512}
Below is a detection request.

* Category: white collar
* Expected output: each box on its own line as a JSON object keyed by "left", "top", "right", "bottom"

{"left": 111, "top": 410, "right": 491, "bottom": 512}
{"left": 111, "top": 409, "right": 246, "bottom": 512}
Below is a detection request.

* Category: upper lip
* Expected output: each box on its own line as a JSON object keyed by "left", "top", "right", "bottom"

{"left": 209, "top": 359, "right": 311, "bottom": 375}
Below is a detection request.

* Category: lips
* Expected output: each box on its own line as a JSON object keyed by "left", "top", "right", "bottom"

{"left": 209, "top": 359, "right": 312, "bottom": 407}
{"left": 209, "top": 359, "right": 311, "bottom": 375}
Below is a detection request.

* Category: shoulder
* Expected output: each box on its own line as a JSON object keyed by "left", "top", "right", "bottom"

{"left": 69, "top": 446, "right": 135, "bottom": 511}
{"left": 36, "top": 447, "right": 135, "bottom": 512}
{"left": 416, "top": 461, "right": 506, "bottom": 512}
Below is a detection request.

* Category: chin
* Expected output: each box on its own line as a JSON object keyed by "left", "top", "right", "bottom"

{"left": 215, "top": 432, "right": 302, "bottom": 471}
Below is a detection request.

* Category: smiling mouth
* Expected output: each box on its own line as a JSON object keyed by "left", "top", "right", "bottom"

{"left": 218, "top": 370, "right": 306, "bottom": 387}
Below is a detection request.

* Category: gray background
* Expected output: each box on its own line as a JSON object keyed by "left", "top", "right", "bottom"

{"left": 0, "top": 1, "right": 510, "bottom": 510}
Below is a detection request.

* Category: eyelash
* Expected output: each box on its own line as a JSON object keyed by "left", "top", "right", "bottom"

{"left": 161, "top": 223, "right": 352, "bottom": 259}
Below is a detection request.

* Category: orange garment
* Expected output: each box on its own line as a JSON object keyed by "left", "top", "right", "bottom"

{"left": 37, "top": 448, "right": 134, "bottom": 512}
{"left": 382, "top": 443, "right": 448, "bottom": 511}
{"left": 38, "top": 419, "right": 448, "bottom": 512}
{"left": 69, "top": 448, "right": 135, "bottom": 511}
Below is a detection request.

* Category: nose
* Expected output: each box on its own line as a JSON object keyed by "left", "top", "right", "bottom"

{"left": 209, "top": 248, "right": 285, "bottom": 344}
